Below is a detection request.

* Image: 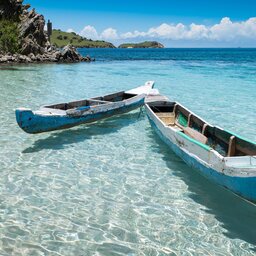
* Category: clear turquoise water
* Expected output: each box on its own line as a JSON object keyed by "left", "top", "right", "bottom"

{"left": 0, "top": 49, "right": 256, "bottom": 255}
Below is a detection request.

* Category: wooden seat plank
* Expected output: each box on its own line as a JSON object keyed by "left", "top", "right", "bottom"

{"left": 184, "top": 127, "right": 208, "bottom": 144}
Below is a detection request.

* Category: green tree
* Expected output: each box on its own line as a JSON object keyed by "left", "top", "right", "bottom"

{"left": 57, "top": 35, "right": 63, "bottom": 40}
{"left": 0, "top": 20, "right": 19, "bottom": 53}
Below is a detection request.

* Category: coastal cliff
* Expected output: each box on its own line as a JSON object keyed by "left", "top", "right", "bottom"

{"left": 118, "top": 41, "right": 164, "bottom": 48}
{"left": 0, "top": 0, "right": 92, "bottom": 64}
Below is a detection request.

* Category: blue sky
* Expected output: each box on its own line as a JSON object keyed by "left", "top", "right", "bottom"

{"left": 27, "top": 0, "right": 256, "bottom": 47}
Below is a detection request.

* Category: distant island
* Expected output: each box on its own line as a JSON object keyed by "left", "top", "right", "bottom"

{"left": 51, "top": 32, "right": 165, "bottom": 49}
{"left": 118, "top": 41, "right": 164, "bottom": 48}
{"left": 51, "top": 29, "right": 115, "bottom": 48}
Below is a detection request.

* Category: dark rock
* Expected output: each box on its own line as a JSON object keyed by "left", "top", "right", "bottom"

{"left": 0, "top": 0, "right": 23, "bottom": 20}
{"left": 6, "top": 55, "right": 14, "bottom": 61}
{"left": 53, "top": 51, "right": 61, "bottom": 61}
{"left": 85, "top": 55, "right": 91, "bottom": 61}
{"left": 20, "top": 38, "right": 38, "bottom": 55}
{"left": 28, "top": 52, "right": 36, "bottom": 61}
{"left": 61, "top": 45, "right": 82, "bottom": 62}
{"left": 23, "top": 4, "right": 30, "bottom": 10}
{"left": 35, "top": 54, "right": 42, "bottom": 61}
{"left": 0, "top": 57, "right": 8, "bottom": 63}
{"left": 19, "top": 12, "right": 47, "bottom": 52}
{"left": 17, "top": 54, "right": 31, "bottom": 63}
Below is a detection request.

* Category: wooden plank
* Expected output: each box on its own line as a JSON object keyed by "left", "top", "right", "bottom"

{"left": 228, "top": 136, "right": 236, "bottom": 157}
{"left": 156, "top": 112, "right": 174, "bottom": 117}
{"left": 184, "top": 127, "right": 208, "bottom": 144}
{"left": 156, "top": 112, "right": 175, "bottom": 125}
{"left": 202, "top": 123, "right": 208, "bottom": 135}
{"left": 145, "top": 95, "right": 169, "bottom": 103}
{"left": 187, "top": 113, "right": 192, "bottom": 127}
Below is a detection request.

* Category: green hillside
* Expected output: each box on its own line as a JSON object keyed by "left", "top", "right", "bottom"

{"left": 118, "top": 41, "right": 164, "bottom": 48}
{"left": 51, "top": 29, "right": 116, "bottom": 48}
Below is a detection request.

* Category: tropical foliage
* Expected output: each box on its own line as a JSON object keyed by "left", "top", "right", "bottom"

{"left": 0, "top": 20, "right": 20, "bottom": 53}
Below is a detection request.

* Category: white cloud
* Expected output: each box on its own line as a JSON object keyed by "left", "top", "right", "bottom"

{"left": 147, "top": 23, "right": 186, "bottom": 39}
{"left": 121, "top": 30, "right": 147, "bottom": 39}
{"left": 79, "top": 26, "right": 118, "bottom": 40}
{"left": 67, "top": 28, "right": 75, "bottom": 33}
{"left": 120, "top": 18, "right": 256, "bottom": 41}
{"left": 210, "top": 17, "right": 238, "bottom": 40}
{"left": 186, "top": 23, "right": 208, "bottom": 40}
{"left": 77, "top": 18, "right": 256, "bottom": 44}
{"left": 101, "top": 28, "right": 119, "bottom": 40}
{"left": 209, "top": 17, "right": 256, "bottom": 41}
{"left": 80, "top": 25, "right": 99, "bottom": 40}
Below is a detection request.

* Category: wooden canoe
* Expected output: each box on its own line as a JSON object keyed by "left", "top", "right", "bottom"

{"left": 145, "top": 95, "right": 256, "bottom": 203}
{"left": 15, "top": 81, "right": 155, "bottom": 134}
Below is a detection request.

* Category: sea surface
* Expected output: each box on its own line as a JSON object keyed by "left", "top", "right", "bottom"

{"left": 0, "top": 48, "right": 256, "bottom": 255}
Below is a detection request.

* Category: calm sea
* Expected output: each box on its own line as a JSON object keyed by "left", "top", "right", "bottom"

{"left": 0, "top": 48, "right": 256, "bottom": 255}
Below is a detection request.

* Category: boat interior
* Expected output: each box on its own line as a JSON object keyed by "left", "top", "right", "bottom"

{"left": 44, "top": 91, "right": 137, "bottom": 111}
{"left": 148, "top": 101, "right": 256, "bottom": 157}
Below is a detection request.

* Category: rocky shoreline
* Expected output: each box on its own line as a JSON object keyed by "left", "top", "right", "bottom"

{"left": 0, "top": 45, "right": 94, "bottom": 64}
{"left": 0, "top": 0, "right": 94, "bottom": 65}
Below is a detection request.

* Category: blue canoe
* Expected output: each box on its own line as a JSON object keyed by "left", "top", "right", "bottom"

{"left": 15, "top": 81, "right": 155, "bottom": 134}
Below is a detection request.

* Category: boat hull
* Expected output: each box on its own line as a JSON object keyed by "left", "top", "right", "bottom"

{"left": 16, "top": 97, "right": 144, "bottom": 134}
{"left": 146, "top": 105, "right": 256, "bottom": 203}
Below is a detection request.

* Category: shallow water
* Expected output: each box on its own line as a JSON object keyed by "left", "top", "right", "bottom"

{"left": 0, "top": 49, "right": 256, "bottom": 255}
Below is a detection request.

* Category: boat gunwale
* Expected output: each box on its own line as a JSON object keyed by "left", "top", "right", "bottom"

{"left": 37, "top": 93, "right": 144, "bottom": 116}
{"left": 42, "top": 90, "right": 133, "bottom": 109}
{"left": 146, "top": 102, "right": 256, "bottom": 176}
{"left": 145, "top": 99, "right": 256, "bottom": 159}
{"left": 41, "top": 81, "right": 155, "bottom": 111}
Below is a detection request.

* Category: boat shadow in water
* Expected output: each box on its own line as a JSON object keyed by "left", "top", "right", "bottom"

{"left": 147, "top": 128, "right": 256, "bottom": 249}
{"left": 23, "top": 111, "right": 142, "bottom": 153}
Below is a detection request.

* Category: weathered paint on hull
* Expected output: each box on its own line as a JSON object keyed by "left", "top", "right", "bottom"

{"left": 147, "top": 116, "right": 256, "bottom": 203}
{"left": 16, "top": 98, "right": 144, "bottom": 134}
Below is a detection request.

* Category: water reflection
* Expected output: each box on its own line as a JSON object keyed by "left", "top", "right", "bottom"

{"left": 147, "top": 127, "right": 256, "bottom": 248}
{"left": 23, "top": 111, "right": 142, "bottom": 153}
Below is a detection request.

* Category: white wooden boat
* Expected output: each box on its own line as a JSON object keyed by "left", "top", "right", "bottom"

{"left": 145, "top": 95, "right": 256, "bottom": 203}
{"left": 15, "top": 81, "right": 154, "bottom": 134}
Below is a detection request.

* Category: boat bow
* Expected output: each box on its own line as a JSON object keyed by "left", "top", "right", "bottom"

{"left": 125, "top": 81, "right": 155, "bottom": 95}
